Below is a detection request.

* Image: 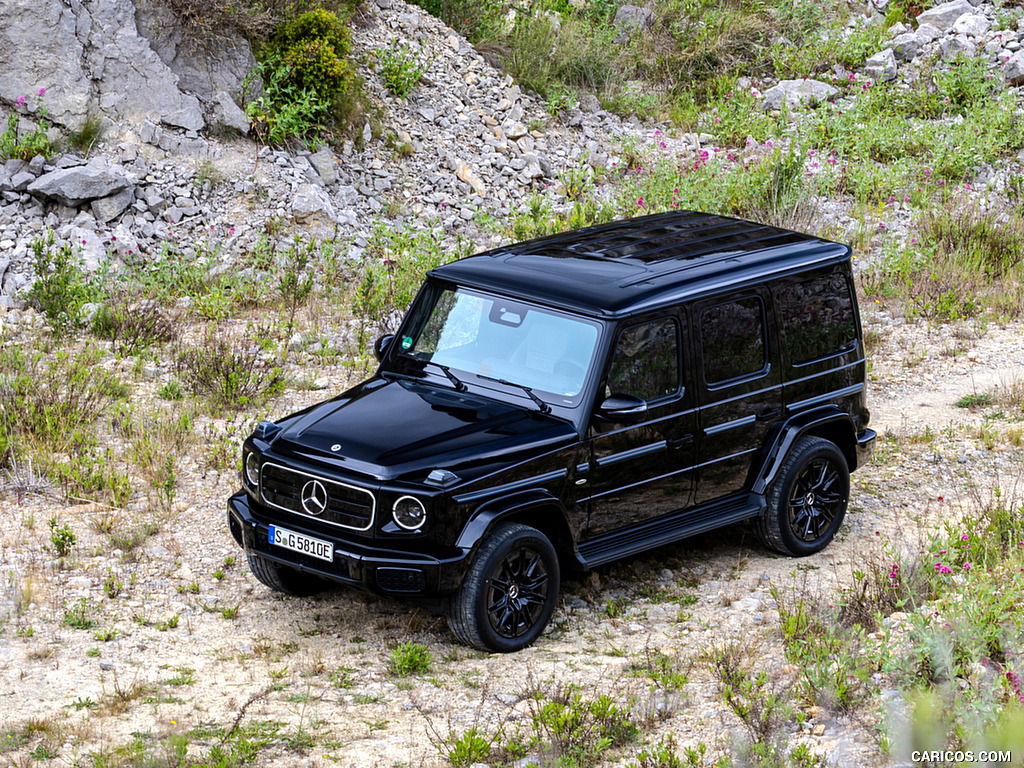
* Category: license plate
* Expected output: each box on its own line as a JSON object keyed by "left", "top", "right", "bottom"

{"left": 268, "top": 525, "right": 333, "bottom": 562}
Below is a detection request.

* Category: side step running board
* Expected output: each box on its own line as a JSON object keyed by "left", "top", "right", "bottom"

{"left": 576, "top": 494, "right": 765, "bottom": 568}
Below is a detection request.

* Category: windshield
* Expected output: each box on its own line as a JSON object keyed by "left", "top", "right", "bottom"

{"left": 397, "top": 286, "right": 601, "bottom": 406}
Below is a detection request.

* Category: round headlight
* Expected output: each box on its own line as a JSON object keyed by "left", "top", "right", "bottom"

{"left": 392, "top": 496, "right": 426, "bottom": 530}
{"left": 244, "top": 451, "right": 260, "bottom": 487}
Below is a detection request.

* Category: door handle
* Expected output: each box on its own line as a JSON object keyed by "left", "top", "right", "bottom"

{"left": 668, "top": 434, "right": 694, "bottom": 449}
{"left": 756, "top": 408, "right": 781, "bottom": 422}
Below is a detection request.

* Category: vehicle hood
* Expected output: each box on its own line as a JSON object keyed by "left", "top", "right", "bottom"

{"left": 271, "top": 377, "right": 578, "bottom": 482}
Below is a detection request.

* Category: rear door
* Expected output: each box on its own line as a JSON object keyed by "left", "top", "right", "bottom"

{"left": 692, "top": 290, "right": 783, "bottom": 504}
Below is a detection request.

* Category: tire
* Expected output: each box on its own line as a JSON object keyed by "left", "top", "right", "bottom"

{"left": 246, "top": 552, "right": 328, "bottom": 597}
{"left": 757, "top": 436, "right": 849, "bottom": 556}
{"left": 446, "top": 523, "right": 560, "bottom": 653}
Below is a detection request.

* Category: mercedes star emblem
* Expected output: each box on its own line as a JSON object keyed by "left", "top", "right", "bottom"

{"left": 300, "top": 479, "right": 328, "bottom": 516}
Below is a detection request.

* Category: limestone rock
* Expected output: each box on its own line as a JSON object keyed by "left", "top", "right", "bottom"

{"left": 952, "top": 12, "right": 991, "bottom": 38}
{"left": 916, "top": 0, "right": 975, "bottom": 31}
{"left": 865, "top": 48, "right": 898, "bottom": 82}
{"left": 939, "top": 36, "right": 976, "bottom": 60}
{"left": 455, "top": 160, "right": 486, "bottom": 197}
{"left": 0, "top": 0, "right": 207, "bottom": 129}
{"left": 309, "top": 148, "right": 338, "bottom": 186}
{"left": 1005, "top": 50, "right": 1024, "bottom": 85}
{"left": 211, "top": 92, "right": 250, "bottom": 136}
{"left": 760, "top": 79, "right": 838, "bottom": 111}
{"left": 135, "top": 2, "right": 257, "bottom": 104}
{"left": 91, "top": 188, "right": 134, "bottom": 223}
{"left": 613, "top": 5, "right": 655, "bottom": 34}
{"left": 891, "top": 32, "right": 925, "bottom": 61}
{"left": 27, "top": 159, "right": 130, "bottom": 206}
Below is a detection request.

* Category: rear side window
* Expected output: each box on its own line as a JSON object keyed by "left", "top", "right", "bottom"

{"left": 775, "top": 273, "right": 856, "bottom": 365}
{"left": 701, "top": 297, "right": 766, "bottom": 384}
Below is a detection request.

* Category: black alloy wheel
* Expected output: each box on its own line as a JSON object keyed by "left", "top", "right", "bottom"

{"left": 787, "top": 456, "right": 845, "bottom": 543}
{"left": 486, "top": 543, "right": 551, "bottom": 640}
{"left": 757, "top": 436, "right": 850, "bottom": 556}
{"left": 447, "top": 523, "right": 560, "bottom": 652}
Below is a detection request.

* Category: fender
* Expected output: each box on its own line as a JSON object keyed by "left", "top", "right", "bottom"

{"left": 752, "top": 407, "right": 856, "bottom": 494}
{"left": 454, "top": 488, "right": 570, "bottom": 550}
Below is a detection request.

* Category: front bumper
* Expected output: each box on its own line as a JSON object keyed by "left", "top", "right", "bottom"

{"left": 227, "top": 491, "right": 471, "bottom": 596}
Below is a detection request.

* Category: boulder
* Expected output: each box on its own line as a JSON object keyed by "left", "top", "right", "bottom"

{"left": 891, "top": 32, "right": 925, "bottom": 61}
{"left": 210, "top": 91, "right": 250, "bottom": 135}
{"left": 613, "top": 5, "right": 655, "bottom": 33}
{"left": 760, "top": 79, "right": 838, "bottom": 111}
{"left": 952, "top": 13, "right": 991, "bottom": 38}
{"left": 916, "top": 0, "right": 975, "bottom": 31}
{"left": 939, "top": 36, "right": 976, "bottom": 60}
{"left": 865, "top": 48, "right": 898, "bottom": 82}
{"left": 1005, "top": 50, "right": 1024, "bottom": 85}
{"left": 27, "top": 158, "right": 130, "bottom": 206}
{"left": 91, "top": 187, "right": 134, "bottom": 223}
{"left": 916, "top": 23, "right": 942, "bottom": 41}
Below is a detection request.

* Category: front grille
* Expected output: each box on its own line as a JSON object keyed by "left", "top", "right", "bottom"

{"left": 376, "top": 567, "right": 425, "bottom": 593}
{"left": 260, "top": 462, "right": 375, "bottom": 531}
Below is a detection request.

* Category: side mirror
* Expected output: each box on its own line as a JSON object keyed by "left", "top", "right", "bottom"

{"left": 597, "top": 393, "right": 648, "bottom": 424}
{"left": 373, "top": 334, "right": 395, "bottom": 362}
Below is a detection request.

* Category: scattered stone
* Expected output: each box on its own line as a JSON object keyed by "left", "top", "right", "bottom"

{"left": 916, "top": 0, "right": 976, "bottom": 31}
{"left": 211, "top": 91, "right": 250, "bottom": 135}
{"left": 891, "top": 31, "right": 925, "bottom": 61}
{"left": 865, "top": 48, "right": 898, "bottom": 81}
{"left": 1005, "top": 49, "right": 1024, "bottom": 85}
{"left": 27, "top": 159, "right": 131, "bottom": 206}
{"left": 760, "top": 79, "right": 838, "bottom": 111}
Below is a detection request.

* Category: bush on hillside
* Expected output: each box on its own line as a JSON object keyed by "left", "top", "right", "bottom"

{"left": 244, "top": 7, "right": 363, "bottom": 147}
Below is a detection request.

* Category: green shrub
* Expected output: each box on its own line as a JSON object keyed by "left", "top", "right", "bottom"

{"left": 377, "top": 41, "right": 430, "bottom": 97}
{"left": 174, "top": 323, "right": 285, "bottom": 411}
{"left": 0, "top": 93, "right": 54, "bottom": 161}
{"left": 246, "top": 8, "right": 361, "bottom": 146}
{"left": 26, "top": 232, "right": 97, "bottom": 336}
{"left": 389, "top": 642, "right": 432, "bottom": 676}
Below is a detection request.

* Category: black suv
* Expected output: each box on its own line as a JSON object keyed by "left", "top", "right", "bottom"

{"left": 228, "top": 211, "right": 875, "bottom": 652}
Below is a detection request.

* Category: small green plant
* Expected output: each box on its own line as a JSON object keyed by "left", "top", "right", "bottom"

{"left": 157, "top": 379, "right": 185, "bottom": 401}
{"left": 221, "top": 605, "right": 239, "bottom": 620}
{"left": 93, "top": 627, "right": 117, "bottom": 642}
{"left": 157, "top": 615, "right": 180, "bottom": 631}
{"left": 48, "top": 517, "right": 76, "bottom": 557}
{"left": 956, "top": 392, "right": 994, "bottom": 409}
{"left": 442, "top": 726, "right": 492, "bottom": 767}
{"left": 528, "top": 689, "right": 639, "bottom": 767}
{"left": 165, "top": 667, "right": 195, "bottom": 686}
{"left": 65, "top": 111, "right": 105, "bottom": 154}
{"left": 174, "top": 323, "right": 285, "bottom": 411}
{"left": 389, "top": 642, "right": 433, "bottom": 676}
{"left": 376, "top": 41, "right": 430, "bottom": 97}
{"left": 0, "top": 90, "right": 54, "bottom": 160}
{"left": 26, "top": 232, "right": 95, "bottom": 336}
{"left": 62, "top": 598, "right": 95, "bottom": 630}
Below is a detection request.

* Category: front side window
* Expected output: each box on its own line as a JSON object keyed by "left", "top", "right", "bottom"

{"left": 400, "top": 286, "right": 601, "bottom": 402}
{"left": 701, "top": 297, "right": 766, "bottom": 384}
{"left": 607, "top": 318, "right": 680, "bottom": 401}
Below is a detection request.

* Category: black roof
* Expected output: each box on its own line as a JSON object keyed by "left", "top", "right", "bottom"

{"left": 430, "top": 211, "right": 851, "bottom": 318}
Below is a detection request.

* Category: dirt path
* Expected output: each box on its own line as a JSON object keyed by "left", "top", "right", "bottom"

{"left": 3, "top": 314, "right": 1023, "bottom": 767}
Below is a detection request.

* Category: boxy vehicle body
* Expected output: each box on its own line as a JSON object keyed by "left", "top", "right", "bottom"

{"left": 228, "top": 211, "right": 876, "bottom": 651}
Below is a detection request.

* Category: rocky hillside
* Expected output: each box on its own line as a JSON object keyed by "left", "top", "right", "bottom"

{"left": 2, "top": 0, "right": 1020, "bottom": 320}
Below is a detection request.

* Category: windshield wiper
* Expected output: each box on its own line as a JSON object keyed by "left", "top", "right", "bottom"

{"left": 478, "top": 374, "right": 551, "bottom": 414}
{"left": 425, "top": 361, "right": 467, "bottom": 392}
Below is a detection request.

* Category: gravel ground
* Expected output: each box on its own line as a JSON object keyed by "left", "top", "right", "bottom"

{"left": 2, "top": 309, "right": 1023, "bottom": 767}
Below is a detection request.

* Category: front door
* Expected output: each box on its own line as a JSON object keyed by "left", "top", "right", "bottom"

{"left": 580, "top": 314, "right": 698, "bottom": 537}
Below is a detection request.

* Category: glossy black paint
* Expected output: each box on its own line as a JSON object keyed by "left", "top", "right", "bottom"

{"left": 227, "top": 210, "right": 875, "bottom": 609}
